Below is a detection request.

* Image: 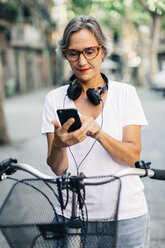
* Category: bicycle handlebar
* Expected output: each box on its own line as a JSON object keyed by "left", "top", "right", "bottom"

{"left": 0, "top": 158, "right": 54, "bottom": 180}
{"left": 1, "top": 158, "right": 165, "bottom": 181}
{"left": 115, "top": 168, "right": 165, "bottom": 181}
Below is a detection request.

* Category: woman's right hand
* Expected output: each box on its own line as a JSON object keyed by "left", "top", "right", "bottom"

{"left": 51, "top": 118, "right": 88, "bottom": 148}
{"left": 47, "top": 116, "right": 100, "bottom": 175}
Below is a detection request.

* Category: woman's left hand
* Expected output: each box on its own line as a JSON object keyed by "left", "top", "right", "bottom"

{"left": 81, "top": 116, "right": 102, "bottom": 140}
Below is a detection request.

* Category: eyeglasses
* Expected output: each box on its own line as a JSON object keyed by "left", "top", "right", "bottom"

{"left": 62, "top": 45, "right": 102, "bottom": 62}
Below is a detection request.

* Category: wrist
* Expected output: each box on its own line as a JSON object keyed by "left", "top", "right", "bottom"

{"left": 95, "top": 129, "right": 103, "bottom": 141}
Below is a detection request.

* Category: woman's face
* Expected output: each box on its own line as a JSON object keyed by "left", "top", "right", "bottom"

{"left": 67, "top": 29, "right": 105, "bottom": 84}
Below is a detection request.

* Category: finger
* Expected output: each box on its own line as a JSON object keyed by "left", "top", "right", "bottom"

{"left": 81, "top": 117, "right": 95, "bottom": 133}
{"left": 88, "top": 126, "right": 101, "bottom": 139}
{"left": 87, "top": 126, "right": 97, "bottom": 136}
{"left": 82, "top": 117, "right": 93, "bottom": 127}
{"left": 61, "top": 118, "right": 75, "bottom": 132}
{"left": 84, "top": 121, "right": 100, "bottom": 136}
{"left": 72, "top": 130, "right": 87, "bottom": 143}
{"left": 80, "top": 116, "right": 88, "bottom": 123}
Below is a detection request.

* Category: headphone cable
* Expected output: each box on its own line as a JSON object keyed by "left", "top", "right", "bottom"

{"left": 69, "top": 100, "right": 104, "bottom": 174}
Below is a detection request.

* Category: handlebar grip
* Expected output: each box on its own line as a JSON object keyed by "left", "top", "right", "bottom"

{"left": 0, "top": 158, "right": 17, "bottom": 176}
{"left": 151, "top": 169, "right": 165, "bottom": 181}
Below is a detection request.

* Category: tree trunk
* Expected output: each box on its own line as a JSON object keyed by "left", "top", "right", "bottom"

{"left": 150, "top": 14, "right": 161, "bottom": 83}
{"left": 0, "top": 59, "right": 10, "bottom": 144}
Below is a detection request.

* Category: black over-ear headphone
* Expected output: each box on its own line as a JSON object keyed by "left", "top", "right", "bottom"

{"left": 67, "top": 73, "right": 108, "bottom": 105}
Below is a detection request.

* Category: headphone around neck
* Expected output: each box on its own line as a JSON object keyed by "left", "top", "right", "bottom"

{"left": 67, "top": 73, "right": 108, "bottom": 105}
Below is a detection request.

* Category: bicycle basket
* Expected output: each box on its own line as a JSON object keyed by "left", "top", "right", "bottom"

{"left": 0, "top": 175, "right": 121, "bottom": 248}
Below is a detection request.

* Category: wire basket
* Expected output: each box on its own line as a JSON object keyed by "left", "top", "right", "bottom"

{"left": 0, "top": 175, "right": 121, "bottom": 248}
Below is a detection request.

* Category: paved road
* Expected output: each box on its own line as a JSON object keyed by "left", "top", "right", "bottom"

{"left": 0, "top": 86, "right": 165, "bottom": 247}
{"left": 137, "top": 88, "right": 165, "bottom": 247}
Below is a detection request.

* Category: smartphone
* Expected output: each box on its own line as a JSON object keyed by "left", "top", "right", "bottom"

{"left": 57, "top": 108, "right": 82, "bottom": 133}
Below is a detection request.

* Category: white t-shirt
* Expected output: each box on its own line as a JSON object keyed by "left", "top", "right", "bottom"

{"left": 41, "top": 80, "right": 148, "bottom": 220}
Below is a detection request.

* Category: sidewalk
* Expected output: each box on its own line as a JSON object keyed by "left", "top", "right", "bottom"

{"left": 0, "top": 86, "right": 165, "bottom": 247}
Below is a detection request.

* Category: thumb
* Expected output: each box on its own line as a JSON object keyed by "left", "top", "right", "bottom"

{"left": 62, "top": 118, "right": 75, "bottom": 132}
{"left": 51, "top": 120, "right": 61, "bottom": 129}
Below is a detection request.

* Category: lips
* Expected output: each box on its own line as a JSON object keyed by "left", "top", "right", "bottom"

{"left": 79, "top": 68, "right": 90, "bottom": 73}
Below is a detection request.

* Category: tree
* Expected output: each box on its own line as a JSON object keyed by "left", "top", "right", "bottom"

{"left": 60, "top": 0, "right": 165, "bottom": 85}
{"left": 139, "top": 0, "right": 165, "bottom": 82}
{"left": 93, "top": 0, "right": 165, "bottom": 84}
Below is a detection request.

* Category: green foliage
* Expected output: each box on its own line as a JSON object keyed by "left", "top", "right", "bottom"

{"left": 70, "top": 0, "right": 93, "bottom": 15}
{"left": 145, "top": 0, "right": 165, "bottom": 15}
{"left": 131, "top": 1, "right": 151, "bottom": 27}
{"left": 103, "top": 0, "right": 125, "bottom": 15}
{"left": 99, "top": 0, "right": 165, "bottom": 32}
{"left": 68, "top": 0, "right": 165, "bottom": 34}
{"left": 101, "top": 11, "right": 121, "bottom": 32}
{"left": 0, "top": 2, "right": 19, "bottom": 22}
{"left": 94, "top": 0, "right": 125, "bottom": 36}
{"left": 102, "top": 0, "right": 151, "bottom": 26}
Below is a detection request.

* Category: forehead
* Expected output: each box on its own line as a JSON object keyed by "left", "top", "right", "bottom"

{"left": 68, "top": 29, "right": 99, "bottom": 49}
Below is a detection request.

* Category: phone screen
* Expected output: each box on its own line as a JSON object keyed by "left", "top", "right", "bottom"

{"left": 57, "top": 109, "right": 82, "bottom": 132}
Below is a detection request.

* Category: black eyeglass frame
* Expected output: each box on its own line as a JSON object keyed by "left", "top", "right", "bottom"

{"left": 62, "top": 45, "right": 102, "bottom": 62}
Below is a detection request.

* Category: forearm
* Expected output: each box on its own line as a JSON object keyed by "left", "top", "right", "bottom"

{"left": 97, "top": 131, "right": 141, "bottom": 167}
{"left": 47, "top": 143, "right": 68, "bottom": 176}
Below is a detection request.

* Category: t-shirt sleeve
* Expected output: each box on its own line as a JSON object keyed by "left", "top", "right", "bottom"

{"left": 41, "top": 93, "right": 58, "bottom": 134}
{"left": 123, "top": 86, "right": 148, "bottom": 128}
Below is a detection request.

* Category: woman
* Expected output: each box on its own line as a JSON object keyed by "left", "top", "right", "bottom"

{"left": 42, "top": 16, "right": 150, "bottom": 248}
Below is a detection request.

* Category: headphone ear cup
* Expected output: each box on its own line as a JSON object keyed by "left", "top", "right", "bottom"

{"left": 86, "top": 89, "right": 101, "bottom": 105}
{"left": 67, "top": 83, "right": 82, "bottom": 101}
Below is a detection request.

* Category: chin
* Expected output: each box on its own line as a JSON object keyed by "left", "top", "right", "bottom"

{"left": 75, "top": 71, "right": 96, "bottom": 82}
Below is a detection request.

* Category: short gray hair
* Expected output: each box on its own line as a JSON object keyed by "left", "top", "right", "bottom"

{"left": 58, "top": 16, "right": 108, "bottom": 57}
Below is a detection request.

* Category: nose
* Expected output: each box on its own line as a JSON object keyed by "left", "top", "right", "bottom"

{"left": 78, "top": 53, "right": 87, "bottom": 66}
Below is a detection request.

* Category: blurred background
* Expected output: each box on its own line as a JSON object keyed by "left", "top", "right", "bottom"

{"left": 0, "top": 0, "right": 165, "bottom": 144}
{"left": 0, "top": 0, "right": 165, "bottom": 247}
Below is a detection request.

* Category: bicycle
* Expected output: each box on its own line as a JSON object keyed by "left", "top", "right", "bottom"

{"left": 0, "top": 158, "right": 165, "bottom": 248}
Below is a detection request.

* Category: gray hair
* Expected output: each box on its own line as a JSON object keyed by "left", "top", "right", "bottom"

{"left": 58, "top": 16, "right": 108, "bottom": 57}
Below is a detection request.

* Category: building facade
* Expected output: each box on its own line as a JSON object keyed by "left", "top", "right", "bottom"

{"left": 0, "top": 0, "right": 62, "bottom": 97}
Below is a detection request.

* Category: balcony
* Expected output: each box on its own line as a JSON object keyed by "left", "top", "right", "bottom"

{"left": 10, "top": 23, "right": 45, "bottom": 49}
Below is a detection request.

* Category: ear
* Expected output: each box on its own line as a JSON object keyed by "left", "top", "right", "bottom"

{"left": 101, "top": 47, "right": 106, "bottom": 59}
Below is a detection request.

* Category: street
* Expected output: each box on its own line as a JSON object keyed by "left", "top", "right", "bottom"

{"left": 0, "top": 85, "right": 165, "bottom": 247}
{"left": 138, "top": 87, "right": 165, "bottom": 247}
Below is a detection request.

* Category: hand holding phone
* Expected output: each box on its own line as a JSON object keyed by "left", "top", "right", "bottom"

{"left": 57, "top": 108, "right": 82, "bottom": 133}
